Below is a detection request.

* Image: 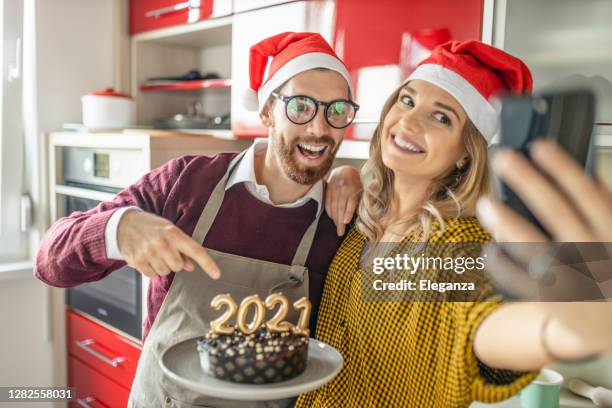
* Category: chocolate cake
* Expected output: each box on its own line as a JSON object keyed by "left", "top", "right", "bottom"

{"left": 197, "top": 324, "right": 309, "bottom": 384}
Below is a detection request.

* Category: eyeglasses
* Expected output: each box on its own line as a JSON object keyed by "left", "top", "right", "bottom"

{"left": 271, "top": 92, "right": 360, "bottom": 129}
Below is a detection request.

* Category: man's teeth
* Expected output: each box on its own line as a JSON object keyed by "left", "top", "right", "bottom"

{"left": 298, "top": 143, "right": 326, "bottom": 153}
{"left": 394, "top": 136, "right": 422, "bottom": 153}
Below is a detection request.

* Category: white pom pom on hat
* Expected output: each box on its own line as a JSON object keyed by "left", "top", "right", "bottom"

{"left": 243, "top": 32, "right": 352, "bottom": 112}
{"left": 242, "top": 88, "right": 260, "bottom": 112}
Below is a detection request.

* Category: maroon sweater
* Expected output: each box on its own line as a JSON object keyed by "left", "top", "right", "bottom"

{"left": 35, "top": 153, "right": 343, "bottom": 340}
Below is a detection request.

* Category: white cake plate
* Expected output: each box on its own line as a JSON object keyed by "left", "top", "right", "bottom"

{"left": 159, "top": 336, "right": 343, "bottom": 401}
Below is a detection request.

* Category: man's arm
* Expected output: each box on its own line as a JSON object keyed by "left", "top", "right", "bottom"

{"left": 326, "top": 165, "right": 362, "bottom": 236}
{"left": 34, "top": 156, "right": 192, "bottom": 287}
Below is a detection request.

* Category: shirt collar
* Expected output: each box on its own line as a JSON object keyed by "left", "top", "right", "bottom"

{"left": 226, "top": 139, "right": 324, "bottom": 215}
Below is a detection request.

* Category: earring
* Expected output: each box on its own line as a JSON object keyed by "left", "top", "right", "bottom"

{"left": 455, "top": 172, "right": 463, "bottom": 186}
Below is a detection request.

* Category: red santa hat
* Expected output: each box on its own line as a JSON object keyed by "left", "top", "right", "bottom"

{"left": 405, "top": 40, "right": 533, "bottom": 143}
{"left": 243, "top": 32, "right": 352, "bottom": 112}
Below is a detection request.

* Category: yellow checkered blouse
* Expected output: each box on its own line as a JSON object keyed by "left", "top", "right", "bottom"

{"left": 297, "top": 217, "right": 537, "bottom": 407}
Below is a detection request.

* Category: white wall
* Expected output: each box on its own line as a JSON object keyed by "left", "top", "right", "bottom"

{"left": 0, "top": 1, "right": 122, "bottom": 407}
{"left": 36, "top": 0, "right": 116, "bottom": 131}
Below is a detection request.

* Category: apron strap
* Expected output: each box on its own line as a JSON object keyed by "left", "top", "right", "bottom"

{"left": 191, "top": 148, "right": 322, "bottom": 268}
{"left": 191, "top": 150, "right": 247, "bottom": 245}
{"left": 290, "top": 211, "right": 320, "bottom": 267}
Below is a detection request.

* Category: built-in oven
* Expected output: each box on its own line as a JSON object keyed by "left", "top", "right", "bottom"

{"left": 63, "top": 195, "right": 142, "bottom": 340}
{"left": 59, "top": 146, "right": 146, "bottom": 340}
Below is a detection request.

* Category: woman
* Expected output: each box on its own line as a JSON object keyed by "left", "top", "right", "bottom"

{"left": 298, "top": 41, "right": 612, "bottom": 407}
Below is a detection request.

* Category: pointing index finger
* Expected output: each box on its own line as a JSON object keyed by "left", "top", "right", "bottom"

{"left": 174, "top": 233, "right": 220, "bottom": 279}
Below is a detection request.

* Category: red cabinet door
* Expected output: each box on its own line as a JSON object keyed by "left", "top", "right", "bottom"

{"left": 334, "top": 0, "right": 484, "bottom": 73}
{"left": 66, "top": 310, "right": 142, "bottom": 390}
{"left": 68, "top": 356, "right": 131, "bottom": 408}
{"left": 130, "top": 0, "right": 214, "bottom": 35}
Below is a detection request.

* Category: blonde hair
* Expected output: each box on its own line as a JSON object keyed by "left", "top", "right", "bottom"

{"left": 356, "top": 85, "right": 490, "bottom": 242}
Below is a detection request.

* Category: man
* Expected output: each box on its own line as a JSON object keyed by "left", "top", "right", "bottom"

{"left": 35, "top": 32, "right": 359, "bottom": 407}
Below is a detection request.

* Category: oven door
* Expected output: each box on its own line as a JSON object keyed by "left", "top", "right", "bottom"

{"left": 62, "top": 195, "right": 142, "bottom": 340}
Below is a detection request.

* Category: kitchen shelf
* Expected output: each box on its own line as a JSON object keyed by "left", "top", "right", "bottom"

{"left": 140, "top": 78, "right": 231, "bottom": 92}
{"left": 132, "top": 15, "right": 232, "bottom": 47}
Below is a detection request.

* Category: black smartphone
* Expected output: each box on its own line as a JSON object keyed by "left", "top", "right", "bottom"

{"left": 491, "top": 89, "right": 597, "bottom": 235}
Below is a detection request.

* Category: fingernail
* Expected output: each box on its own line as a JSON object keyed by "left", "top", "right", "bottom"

{"left": 476, "top": 197, "right": 497, "bottom": 231}
{"left": 492, "top": 149, "right": 513, "bottom": 175}
{"left": 529, "top": 139, "right": 553, "bottom": 162}
{"left": 344, "top": 217, "right": 351, "bottom": 224}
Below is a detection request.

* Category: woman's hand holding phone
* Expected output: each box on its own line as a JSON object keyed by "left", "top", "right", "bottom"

{"left": 479, "top": 139, "right": 612, "bottom": 242}
{"left": 476, "top": 140, "right": 612, "bottom": 359}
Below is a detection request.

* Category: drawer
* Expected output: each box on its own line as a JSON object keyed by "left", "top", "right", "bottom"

{"left": 66, "top": 310, "right": 142, "bottom": 390}
{"left": 68, "top": 356, "right": 130, "bottom": 408}
{"left": 130, "top": 0, "right": 214, "bottom": 35}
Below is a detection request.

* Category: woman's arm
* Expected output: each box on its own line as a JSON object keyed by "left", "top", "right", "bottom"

{"left": 473, "top": 139, "right": 612, "bottom": 371}
{"left": 474, "top": 302, "right": 612, "bottom": 371}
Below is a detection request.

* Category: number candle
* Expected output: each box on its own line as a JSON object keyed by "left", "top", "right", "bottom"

{"left": 237, "top": 295, "right": 266, "bottom": 334}
{"left": 265, "top": 293, "right": 293, "bottom": 332}
{"left": 210, "top": 293, "right": 238, "bottom": 335}
{"left": 293, "top": 297, "right": 312, "bottom": 335}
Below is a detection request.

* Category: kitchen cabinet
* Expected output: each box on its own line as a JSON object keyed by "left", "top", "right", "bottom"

{"left": 130, "top": 0, "right": 232, "bottom": 35}
{"left": 131, "top": 12, "right": 234, "bottom": 138}
{"left": 130, "top": 0, "right": 486, "bottom": 149}
{"left": 232, "top": 0, "right": 298, "bottom": 13}
{"left": 335, "top": 0, "right": 484, "bottom": 139}
{"left": 69, "top": 356, "right": 131, "bottom": 407}
{"left": 131, "top": 0, "right": 336, "bottom": 140}
{"left": 67, "top": 310, "right": 137, "bottom": 407}
{"left": 66, "top": 309, "right": 142, "bottom": 389}
{"left": 334, "top": 0, "right": 484, "bottom": 73}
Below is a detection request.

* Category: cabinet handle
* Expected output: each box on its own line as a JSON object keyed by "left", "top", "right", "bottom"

{"left": 77, "top": 396, "right": 96, "bottom": 408}
{"left": 145, "top": 0, "right": 200, "bottom": 18}
{"left": 7, "top": 37, "right": 21, "bottom": 82}
{"left": 75, "top": 339, "right": 126, "bottom": 368}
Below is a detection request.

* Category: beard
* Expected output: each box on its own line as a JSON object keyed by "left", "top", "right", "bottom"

{"left": 273, "top": 132, "right": 338, "bottom": 185}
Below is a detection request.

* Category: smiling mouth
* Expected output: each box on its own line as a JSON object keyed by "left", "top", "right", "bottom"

{"left": 296, "top": 143, "right": 330, "bottom": 160}
{"left": 391, "top": 133, "right": 425, "bottom": 154}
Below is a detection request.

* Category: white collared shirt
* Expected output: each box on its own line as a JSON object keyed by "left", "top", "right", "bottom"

{"left": 104, "top": 139, "right": 324, "bottom": 260}
{"left": 226, "top": 139, "right": 324, "bottom": 215}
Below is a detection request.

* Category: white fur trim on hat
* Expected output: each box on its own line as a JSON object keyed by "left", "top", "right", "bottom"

{"left": 242, "top": 88, "right": 260, "bottom": 112}
{"left": 406, "top": 64, "right": 500, "bottom": 142}
{"left": 257, "top": 52, "right": 352, "bottom": 113}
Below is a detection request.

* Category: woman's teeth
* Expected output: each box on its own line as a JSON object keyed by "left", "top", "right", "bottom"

{"left": 393, "top": 134, "right": 424, "bottom": 153}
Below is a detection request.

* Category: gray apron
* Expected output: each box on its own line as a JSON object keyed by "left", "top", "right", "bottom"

{"left": 127, "top": 151, "right": 320, "bottom": 408}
